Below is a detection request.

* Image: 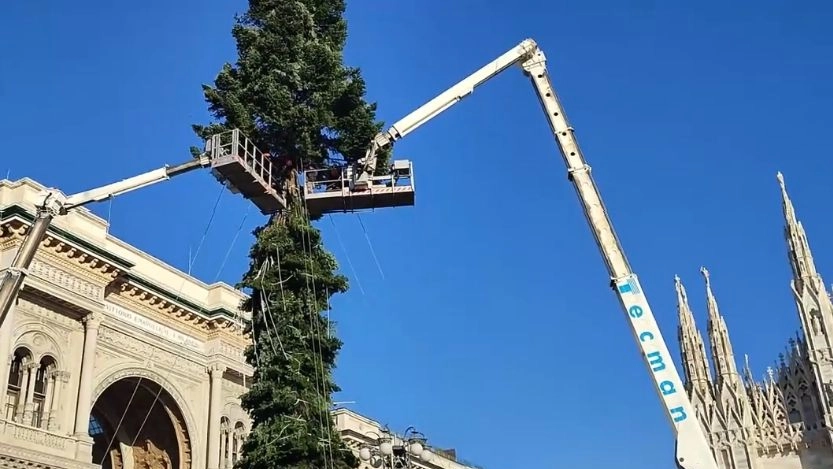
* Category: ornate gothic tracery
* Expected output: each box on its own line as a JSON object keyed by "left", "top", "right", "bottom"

{"left": 677, "top": 174, "right": 833, "bottom": 468}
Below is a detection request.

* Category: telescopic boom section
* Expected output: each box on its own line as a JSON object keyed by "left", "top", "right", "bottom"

{"left": 519, "top": 45, "right": 719, "bottom": 469}
{"left": 357, "top": 39, "right": 719, "bottom": 468}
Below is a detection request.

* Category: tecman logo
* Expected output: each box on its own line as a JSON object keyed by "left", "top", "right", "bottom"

{"left": 618, "top": 279, "right": 689, "bottom": 425}
{"left": 617, "top": 278, "right": 640, "bottom": 295}
{"left": 646, "top": 351, "right": 666, "bottom": 372}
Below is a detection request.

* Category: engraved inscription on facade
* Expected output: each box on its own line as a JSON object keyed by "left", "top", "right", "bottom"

{"left": 103, "top": 302, "right": 203, "bottom": 352}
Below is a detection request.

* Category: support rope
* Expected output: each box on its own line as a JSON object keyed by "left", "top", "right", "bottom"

{"left": 96, "top": 185, "right": 225, "bottom": 465}
{"left": 214, "top": 204, "right": 251, "bottom": 282}
{"left": 356, "top": 213, "right": 385, "bottom": 280}
{"left": 328, "top": 214, "right": 365, "bottom": 295}
{"left": 297, "top": 160, "right": 336, "bottom": 469}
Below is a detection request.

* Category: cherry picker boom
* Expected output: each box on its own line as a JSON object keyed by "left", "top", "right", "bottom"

{"left": 356, "top": 39, "right": 720, "bottom": 469}
{"left": 0, "top": 129, "right": 291, "bottom": 330}
{"left": 0, "top": 126, "right": 414, "bottom": 328}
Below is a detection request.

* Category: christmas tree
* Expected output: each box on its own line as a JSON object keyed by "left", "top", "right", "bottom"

{"left": 194, "top": 1, "right": 388, "bottom": 467}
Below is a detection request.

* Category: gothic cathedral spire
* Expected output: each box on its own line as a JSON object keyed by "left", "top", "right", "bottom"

{"left": 701, "top": 267, "right": 742, "bottom": 389}
{"left": 778, "top": 172, "right": 833, "bottom": 430}
{"left": 779, "top": 171, "right": 821, "bottom": 285}
{"left": 676, "top": 275, "right": 712, "bottom": 389}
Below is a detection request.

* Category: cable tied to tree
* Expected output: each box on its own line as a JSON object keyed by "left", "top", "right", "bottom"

{"left": 95, "top": 184, "right": 226, "bottom": 466}
{"left": 296, "top": 156, "right": 337, "bottom": 469}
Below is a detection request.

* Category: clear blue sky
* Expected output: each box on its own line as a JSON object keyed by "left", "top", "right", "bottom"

{"left": 3, "top": 1, "right": 833, "bottom": 468}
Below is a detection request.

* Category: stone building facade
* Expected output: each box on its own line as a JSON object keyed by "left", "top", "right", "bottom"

{"left": 0, "top": 177, "right": 253, "bottom": 469}
{"left": 0, "top": 177, "right": 481, "bottom": 469}
{"left": 676, "top": 174, "right": 833, "bottom": 469}
{"left": 335, "top": 408, "right": 482, "bottom": 469}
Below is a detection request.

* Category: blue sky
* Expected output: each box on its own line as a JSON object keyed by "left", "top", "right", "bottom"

{"left": 3, "top": 1, "right": 833, "bottom": 468}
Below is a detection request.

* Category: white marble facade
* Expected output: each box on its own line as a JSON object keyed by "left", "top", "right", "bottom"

{"left": 675, "top": 175, "right": 833, "bottom": 469}
{"left": 0, "top": 178, "right": 481, "bottom": 469}
{"left": 0, "top": 178, "right": 252, "bottom": 469}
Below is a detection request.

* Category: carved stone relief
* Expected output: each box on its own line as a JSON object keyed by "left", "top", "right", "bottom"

{"left": 132, "top": 439, "right": 172, "bottom": 469}
{"left": 206, "top": 340, "right": 246, "bottom": 362}
{"left": 29, "top": 259, "right": 102, "bottom": 301}
{"left": 15, "top": 298, "right": 78, "bottom": 332}
{"left": 12, "top": 329, "right": 62, "bottom": 364}
{"left": 96, "top": 326, "right": 204, "bottom": 378}
{"left": 222, "top": 380, "right": 246, "bottom": 400}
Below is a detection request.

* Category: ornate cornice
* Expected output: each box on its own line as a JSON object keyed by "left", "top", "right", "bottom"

{"left": 108, "top": 283, "right": 210, "bottom": 336}
{"left": 0, "top": 210, "right": 130, "bottom": 274}
{"left": 1, "top": 213, "right": 249, "bottom": 343}
{"left": 1, "top": 221, "right": 120, "bottom": 282}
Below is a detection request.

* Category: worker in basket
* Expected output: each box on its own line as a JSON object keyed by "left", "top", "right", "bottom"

{"left": 310, "top": 165, "right": 342, "bottom": 191}
{"left": 325, "top": 166, "right": 342, "bottom": 191}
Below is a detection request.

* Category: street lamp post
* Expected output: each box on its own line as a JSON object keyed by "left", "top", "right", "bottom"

{"left": 358, "top": 427, "right": 432, "bottom": 468}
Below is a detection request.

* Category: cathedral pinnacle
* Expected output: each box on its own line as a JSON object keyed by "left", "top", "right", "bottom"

{"left": 777, "top": 172, "right": 833, "bottom": 344}
{"left": 779, "top": 172, "right": 819, "bottom": 281}
{"left": 675, "top": 275, "right": 712, "bottom": 387}
{"left": 700, "top": 267, "right": 741, "bottom": 387}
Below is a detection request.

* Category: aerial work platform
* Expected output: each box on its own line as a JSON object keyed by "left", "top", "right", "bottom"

{"left": 205, "top": 129, "right": 415, "bottom": 216}
{"left": 205, "top": 129, "right": 287, "bottom": 214}
{"left": 303, "top": 160, "right": 415, "bottom": 216}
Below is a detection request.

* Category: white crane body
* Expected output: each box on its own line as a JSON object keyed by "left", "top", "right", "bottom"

{"left": 0, "top": 36, "right": 719, "bottom": 467}
{"left": 359, "top": 39, "right": 719, "bottom": 469}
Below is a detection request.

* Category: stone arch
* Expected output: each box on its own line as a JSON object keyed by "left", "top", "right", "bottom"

{"left": 221, "top": 401, "right": 249, "bottom": 429}
{"left": 93, "top": 366, "right": 198, "bottom": 445}
{"left": 6, "top": 346, "right": 33, "bottom": 421}
{"left": 91, "top": 372, "right": 193, "bottom": 469}
{"left": 12, "top": 324, "right": 65, "bottom": 365}
{"left": 217, "top": 407, "right": 249, "bottom": 468}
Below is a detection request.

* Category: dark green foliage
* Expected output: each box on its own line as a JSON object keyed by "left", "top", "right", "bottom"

{"left": 193, "top": 0, "right": 389, "bottom": 169}
{"left": 234, "top": 206, "right": 354, "bottom": 469}
{"left": 194, "top": 1, "right": 386, "bottom": 468}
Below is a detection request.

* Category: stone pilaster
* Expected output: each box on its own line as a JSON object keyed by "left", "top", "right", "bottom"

{"left": 207, "top": 363, "right": 225, "bottom": 469}
{"left": 73, "top": 312, "right": 101, "bottom": 437}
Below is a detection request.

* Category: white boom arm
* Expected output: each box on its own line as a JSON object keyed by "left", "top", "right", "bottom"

{"left": 367, "top": 39, "right": 719, "bottom": 469}
{"left": 57, "top": 156, "right": 210, "bottom": 212}
{"left": 354, "top": 40, "right": 539, "bottom": 187}
{"left": 0, "top": 155, "right": 210, "bottom": 329}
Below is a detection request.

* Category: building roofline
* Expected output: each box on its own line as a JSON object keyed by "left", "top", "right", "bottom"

{"left": 0, "top": 178, "right": 250, "bottom": 321}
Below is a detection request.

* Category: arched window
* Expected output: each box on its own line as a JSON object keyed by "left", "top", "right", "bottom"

{"left": 220, "top": 417, "right": 230, "bottom": 467}
{"left": 788, "top": 408, "right": 802, "bottom": 424}
{"left": 232, "top": 421, "right": 246, "bottom": 462}
{"left": 89, "top": 414, "right": 105, "bottom": 438}
{"left": 32, "top": 356, "right": 56, "bottom": 427}
{"left": 6, "top": 348, "right": 31, "bottom": 421}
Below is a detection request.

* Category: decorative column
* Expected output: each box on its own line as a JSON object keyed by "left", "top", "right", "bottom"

{"left": 15, "top": 362, "right": 34, "bottom": 422}
{"left": 225, "top": 429, "right": 233, "bottom": 467}
{"left": 0, "top": 301, "right": 17, "bottom": 411}
{"left": 207, "top": 363, "right": 224, "bottom": 469}
{"left": 220, "top": 429, "right": 228, "bottom": 469}
{"left": 73, "top": 312, "right": 101, "bottom": 437}
{"left": 48, "top": 370, "right": 67, "bottom": 431}
{"left": 40, "top": 369, "right": 56, "bottom": 428}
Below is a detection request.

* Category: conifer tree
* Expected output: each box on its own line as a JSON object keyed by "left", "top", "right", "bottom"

{"left": 193, "top": 1, "right": 388, "bottom": 468}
